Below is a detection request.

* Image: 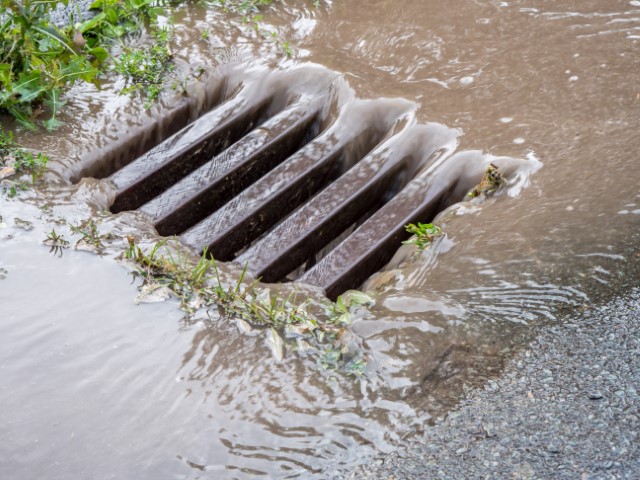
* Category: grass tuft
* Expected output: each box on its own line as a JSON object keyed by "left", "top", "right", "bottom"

{"left": 123, "top": 236, "right": 368, "bottom": 375}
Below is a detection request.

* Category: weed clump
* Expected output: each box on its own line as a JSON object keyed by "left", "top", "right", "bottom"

{"left": 44, "top": 228, "right": 70, "bottom": 256}
{"left": 468, "top": 163, "right": 505, "bottom": 198}
{"left": 0, "top": 0, "right": 104, "bottom": 130}
{"left": 403, "top": 222, "right": 443, "bottom": 250}
{"left": 114, "top": 28, "right": 175, "bottom": 108}
{"left": 123, "top": 236, "right": 369, "bottom": 376}
{"left": 1, "top": 0, "right": 290, "bottom": 129}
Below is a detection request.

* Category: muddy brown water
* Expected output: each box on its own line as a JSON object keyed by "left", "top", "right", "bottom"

{"left": 1, "top": 1, "right": 640, "bottom": 478}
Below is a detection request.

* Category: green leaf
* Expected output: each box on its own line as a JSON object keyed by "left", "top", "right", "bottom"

{"left": 87, "top": 46, "right": 108, "bottom": 64}
{"left": 44, "top": 88, "right": 66, "bottom": 114}
{"left": 335, "top": 295, "right": 347, "bottom": 314}
{"left": 0, "top": 63, "right": 12, "bottom": 88}
{"left": 104, "top": 8, "right": 119, "bottom": 24}
{"left": 31, "top": 25, "right": 78, "bottom": 57}
{"left": 343, "top": 290, "right": 374, "bottom": 308}
{"left": 8, "top": 107, "right": 36, "bottom": 130}
{"left": 37, "top": 35, "right": 58, "bottom": 53}
{"left": 13, "top": 71, "right": 44, "bottom": 102}
{"left": 59, "top": 58, "right": 98, "bottom": 84}
{"left": 130, "top": 0, "right": 154, "bottom": 10}
{"left": 77, "top": 12, "right": 107, "bottom": 33}
{"left": 102, "top": 23, "right": 126, "bottom": 37}
{"left": 43, "top": 116, "right": 64, "bottom": 131}
{"left": 90, "top": 0, "right": 119, "bottom": 9}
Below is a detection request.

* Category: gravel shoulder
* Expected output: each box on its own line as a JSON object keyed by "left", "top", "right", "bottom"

{"left": 354, "top": 289, "right": 640, "bottom": 479}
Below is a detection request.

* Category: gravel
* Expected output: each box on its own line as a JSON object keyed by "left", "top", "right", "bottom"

{"left": 353, "top": 289, "right": 640, "bottom": 479}
{"left": 49, "top": 1, "right": 96, "bottom": 27}
{"left": 1, "top": 1, "right": 95, "bottom": 27}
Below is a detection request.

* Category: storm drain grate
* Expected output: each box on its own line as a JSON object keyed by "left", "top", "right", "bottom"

{"left": 92, "top": 66, "right": 527, "bottom": 299}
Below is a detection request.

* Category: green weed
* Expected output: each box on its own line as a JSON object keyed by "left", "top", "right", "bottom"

{"left": 0, "top": 0, "right": 171, "bottom": 128}
{"left": 124, "top": 236, "right": 368, "bottom": 375}
{"left": 0, "top": 0, "right": 103, "bottom": 130}
{"left": 1, "top": 0, "right": 291, "bottom": 129}
{"left": 115, "top": 43, "right": 174, "bottom": 107}
{"left": 68, "top": 218, "right": 116, "bottom": 252}
{"left": 403, "top": 222, "right": 443, "bottom": 250}
{"left": 44, "top": 227, "right": 70, "bottom": 256}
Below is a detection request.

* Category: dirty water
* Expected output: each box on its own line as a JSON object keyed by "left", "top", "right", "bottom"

{"left": 1, "top": 0, "right": 640, "bottom": 478}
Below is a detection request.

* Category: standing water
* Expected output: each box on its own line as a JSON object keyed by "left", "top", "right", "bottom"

{"left": 1, "top": 0, "right": 639, "bottom": 478}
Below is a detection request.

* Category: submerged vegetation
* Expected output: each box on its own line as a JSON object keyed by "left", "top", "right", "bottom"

{"left": 40, "top": 222, "right": 368, "bottom": 375}
{"left": 0, "top": 127, "right": 47, "bottom": 196}
{"left": 206, "top": 0, "right": 292, "bottom": 55}
{"left": 122, "top": 236, "right": 369, "bottom": 375}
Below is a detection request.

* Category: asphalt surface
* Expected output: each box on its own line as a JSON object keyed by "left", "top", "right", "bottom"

{"left": 353, "top": 289, "right": 640, "bottom": 479}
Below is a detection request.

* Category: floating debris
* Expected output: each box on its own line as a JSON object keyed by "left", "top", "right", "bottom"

{"left": 14, "top": 218, "right": 34, "bottom": 231}
{"left": 135, "top": 283, "right": 175, "bottom": 304}
{"left": 468, "top": 163, "right": 506, "bottom": 198}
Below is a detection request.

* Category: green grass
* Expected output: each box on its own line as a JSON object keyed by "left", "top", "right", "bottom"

{"left": 1, "top": 0, "right": 288, "bottom": 129}
{"left": 124, "top": 236, "right": 369, "bottom": 375}
{"left": 114, "top": 28, "right": 175, "bottom": 108}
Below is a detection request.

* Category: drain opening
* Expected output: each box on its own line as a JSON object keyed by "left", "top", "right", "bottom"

{"left": 139, "top": 101, "right": 322, "bottom": 236}
{"left": 98, "top": 68, "right": 528, "bottom": 299}
{"left": 74, "top": 75, "right": 232, "bottom": 182}
{"left": 300, "top": 150, "right": 505, "bottom": 299}
{"left": 110, "top": 94, "right": 275, "bottom": 213}
{"left": 178, "top": 103, "right": 406, "bottom": 262}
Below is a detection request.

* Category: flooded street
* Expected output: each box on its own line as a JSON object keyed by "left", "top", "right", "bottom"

{"left": 1, "top": 0, "right": 639, "bottom": 478}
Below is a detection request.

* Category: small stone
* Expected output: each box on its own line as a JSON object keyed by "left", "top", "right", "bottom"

{"left": 588, "top": 391, "right": 604, "bottom": 400}
{"left": 547, "top": 443, "right": 561, "bottom": 454}
{"left": 0, "top": 166, "right": 16, "bottom": 179}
